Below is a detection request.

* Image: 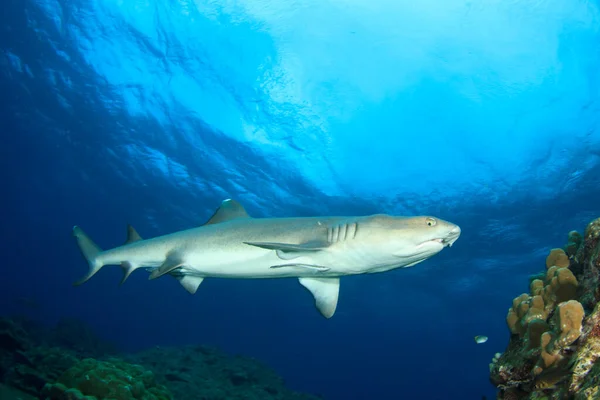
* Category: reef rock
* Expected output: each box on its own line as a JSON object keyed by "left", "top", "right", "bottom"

{"left": 41, "top": 357, "right": 172, "bottom": 400}
{"left": 126, "top": 345, "right": 322, "bottom": 400}
{"left": 0, "top": 316, "right": 322, "bottom": 399}
{"left": 490, "top": 218, "right": 600, "bottom": 399}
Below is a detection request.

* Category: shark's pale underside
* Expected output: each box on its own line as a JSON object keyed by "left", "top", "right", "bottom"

{"left": 72, "top": 199, "right": 461, "bottom": 318}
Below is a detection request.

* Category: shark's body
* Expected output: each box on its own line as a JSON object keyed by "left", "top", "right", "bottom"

{"left": 73, "top": 199, "right": 461, "bottom": 318}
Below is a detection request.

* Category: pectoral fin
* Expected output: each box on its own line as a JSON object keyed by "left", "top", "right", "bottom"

{"left": 149, "top": 252, "right": 186, "bottom": 280}
{"left": 245, "top": 240, "right": 329, "bottom": 251}
{"left": 298, "top": 277, "right": 340, "bottom": 318}
{"left": 244, "top": 240, "right": 330, "bottom": 260}
{"left": 271, "top": 264, "right": 330, "bottom": 272}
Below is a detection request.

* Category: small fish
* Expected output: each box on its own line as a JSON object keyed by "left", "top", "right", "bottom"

{"left": 474, "top": 335, "right": 488, "bottom": 344}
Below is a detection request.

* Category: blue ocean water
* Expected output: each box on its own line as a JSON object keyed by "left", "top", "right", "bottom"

{"left": 2, "top": 0, "right": 600, "bottom": 399}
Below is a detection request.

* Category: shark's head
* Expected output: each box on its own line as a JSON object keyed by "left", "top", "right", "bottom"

{"left": 358, "top": 214, "right": 461, "bottom": 270}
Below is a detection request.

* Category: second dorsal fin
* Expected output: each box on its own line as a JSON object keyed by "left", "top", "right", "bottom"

{"left": 125, "top": 224, "right": 143, "bottom": 244}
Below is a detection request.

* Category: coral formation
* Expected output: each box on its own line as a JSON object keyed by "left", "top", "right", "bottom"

{"left": 490, "top": 218, "right": 600, "bottom": 399}
{"left": 0, "top": 316, "right": 322, "bottom": 399}
{"left": 41, "top": 357, "right": 172, "bottom": 400}
{"left": 126, "top": 345, "right": 320, "bottom": 400}
{"left": 565, "top": 231, "right": 582, "bottom": 258}
{"left": 545, "top": 249, "right": 570, "bottom": 269}
{"left": 505, "top": 249, "right": 578, "bottom": 339}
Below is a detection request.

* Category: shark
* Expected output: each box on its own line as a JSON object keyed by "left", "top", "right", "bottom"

{"left": 72, "top": 199, "right": 461, "bottom": 318}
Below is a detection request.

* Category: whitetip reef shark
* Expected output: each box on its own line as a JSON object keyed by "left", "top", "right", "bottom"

{"left": 72, "top": 199, "right": 461, "bottom": 318}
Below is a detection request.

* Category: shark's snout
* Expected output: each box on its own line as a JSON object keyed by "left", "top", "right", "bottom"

{"left": 424, "top": 225, "right": 461, "bottom": 248}
{"left": 443, "top": 225, "right": 461, "bottom": 247}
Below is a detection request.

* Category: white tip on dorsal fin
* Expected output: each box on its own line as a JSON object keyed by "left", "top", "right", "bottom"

{"left": 203, "top": 199, "right": 251, "bottom": 225}
{"left": 125, "top": 224, "right": 143, "bottom": 244}
{"left": 298, "top": 277, "right": 340, "bottom": 318}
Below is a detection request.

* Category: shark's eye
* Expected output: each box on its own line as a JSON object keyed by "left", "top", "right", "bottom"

{"left": 426, "top": 218, "right": 437, "bottom": 227}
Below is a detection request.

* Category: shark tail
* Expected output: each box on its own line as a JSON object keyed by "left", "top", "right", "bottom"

{"left": 72, "top": 226, "right": 104, "bottom": 286}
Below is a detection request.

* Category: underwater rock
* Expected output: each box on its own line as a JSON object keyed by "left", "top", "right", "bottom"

{"left": 3, "top": 346, "right": 79, "bottom": 396}
{"left": 41, "top": 357, "right": 172, "bottom": 400}
{"left": 584, "top": 218, "right": 600, "bottom": 256}
{"left": 126, "top": 345, "right": 322, "bottom": 400}
{"left": 0, "top": 318, "right": 29, "bottom": 385}
{"left": 0, "top": 316, "right": 123, "bottom": 397}
{"left": 0, "top": 318, "right": 30, "bottom": 352}
{"left": 492, "top": 218, "right": 600, "bottom": 399}
{"left": 569, "top": 300, "right": 600, "bottom": 397}
{"left": 0, "top": 315, "right": 322, "bottom": 399}
{"left": 579, "top": 218, "right": 600, "bottom": 310}
{"left": 0, "top": 383, "right": 38, "bottom": 400}
{"left": 564, "top": 231, "right": 583, "bottom": 258}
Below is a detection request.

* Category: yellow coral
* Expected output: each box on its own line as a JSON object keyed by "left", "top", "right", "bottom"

{"left": 506, "top": 293, "right": 546, "bottom": 336}
{"left": 506, "top": 310, "right": 520, "bottom": 335}
{"left": 525, "top": 319, "right": 549, "bottom": 349}
{"left": 542, "top": 267, "right": 578, "bottom": 310}
{"left": 546, "top": 248, "right": 570, "bottom": 269}
{"left": 506, "top": 258, "right": 578, "bottom": 338}
{"left": 506, "top": 293, "right": 530, "bottom": 335}
{"left": 523, "top": 296, "right": 546, "bottom": 324}
{"left": 554, "top": 300, "right": 584, "bottom": 349}
{"left": 530, "top": 279, "right": 544, "bottom": 296}
{"left": 539, "top": 332, "right": 561, "bottom": 370}
{"left": 535, "top": 300, "right": 585, "bottom": 377}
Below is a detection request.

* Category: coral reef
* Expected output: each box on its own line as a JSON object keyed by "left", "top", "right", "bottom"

{"left": 41, "top": 357, "right": 172, "bottom": 400}
{"left": 126, "top": 345, "right": 319, "bottom": 400}
{"left": 0, "top": 318, "right": 82, "bottom": 396}
{"left": 490, "top": 217, "right": 600, "bottom": 399}
{"left": 0, "top": 316, "right": 321, "bottom": 399}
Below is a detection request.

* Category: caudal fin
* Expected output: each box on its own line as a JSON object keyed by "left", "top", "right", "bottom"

{"left": 72, "top": 226, "right": 104, "bottom": 286}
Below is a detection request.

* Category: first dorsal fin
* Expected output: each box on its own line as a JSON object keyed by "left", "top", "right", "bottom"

{"left": 203, "top": 199, "right": 250, "bottom": 225}
{"left": 125, "top": 224, "right": 143, "bottom": 244}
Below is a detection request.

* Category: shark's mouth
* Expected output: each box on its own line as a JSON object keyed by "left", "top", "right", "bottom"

{"left": 439, "top": 229, "right": 461, "bottom": 247}
{"left": 430, "top": 236, "right": 457, "bottom": 248}
{"left": 415, "top": 238, "right": 446, "bottom": 251}
{"left": 413, "top": 228, "right": 461, "bottom": 252}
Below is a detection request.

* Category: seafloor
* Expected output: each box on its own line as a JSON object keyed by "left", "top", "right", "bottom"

{"left": 0, "top": 315, "right": 322, "bottom": 399}
{"left": 490, "top": 217, "right": 600, "bottom": 399}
